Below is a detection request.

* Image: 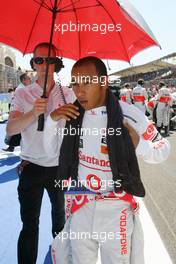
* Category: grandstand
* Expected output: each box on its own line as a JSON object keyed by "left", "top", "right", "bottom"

{"left": 110, "top": 53, "right": 176, "bottom": 87}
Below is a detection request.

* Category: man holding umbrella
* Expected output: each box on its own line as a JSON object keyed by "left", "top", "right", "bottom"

{"left": 6, "top": 42, "right": 75, "bottom": 264}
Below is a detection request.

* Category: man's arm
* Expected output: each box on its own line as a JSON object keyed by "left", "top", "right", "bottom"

{"left": 144, "top": 88, "right": 148, "bottom": 100}
{"left": 43, "top": 87, "right": 79, "bottom": 157}
{"left": 120, "top": 101, "right": 170, "bottom": 164}
{"left": 136, "top": 126, "right": 170, "bottom": 164}
{"left": 7, "top": 110, "right": 35, "bottom": 136}
{"left": 7, "top": 98, "right": 47, "bottom": 136}
{"left": 43, "top": 103, "right": 80, "bottom": 157}
{"left": 123, "top": 120, "right": 139, "bottom": 149}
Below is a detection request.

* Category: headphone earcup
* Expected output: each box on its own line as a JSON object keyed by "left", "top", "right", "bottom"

{"left": 30, "top": 58, "right": 36, "bottom": 71}
{"left": 55, "top": 57, "right": 64, "bottom": 73}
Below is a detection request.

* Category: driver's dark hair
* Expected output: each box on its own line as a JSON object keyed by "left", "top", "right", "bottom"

{"left": 72, "top": 56, "right": 107, "bottom": 77}
{"left": 137, "top": 79, "right": 144, "bottom": 86}
{"left": 159, "top": 81, "right": 165, "bottom": 88}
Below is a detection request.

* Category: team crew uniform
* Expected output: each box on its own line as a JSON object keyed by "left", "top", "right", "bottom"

{"left": 132, "top": 85, "right": 148, "bottom": 113}
{"left": 156, "top": 86, "right": 172, "bottom": 129}
{"left": 146, "top": 97, "right": 157, "bottom": 120}
{"left": 120, "top": 88, "right": 132, "bottom": 104}
{"left": 44, "top": 101, "right": 170, "bottom": 264}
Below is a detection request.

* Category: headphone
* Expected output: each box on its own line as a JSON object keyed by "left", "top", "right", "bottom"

{"left": 30, "top": 57, "right": 64, "bottom": 73}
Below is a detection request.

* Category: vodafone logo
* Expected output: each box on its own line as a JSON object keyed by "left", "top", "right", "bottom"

{"left": 86, "top": 174, "right": 101, "bottom": 190}
{"left": 142, "top": 123, "right": 156, "bottom": 141}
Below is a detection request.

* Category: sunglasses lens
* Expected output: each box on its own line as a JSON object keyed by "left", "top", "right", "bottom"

{"left": 33, "top": 57, "right": 56, "bottom": 65}
{"left": 34, "top": 57, "right": 44, "bottom": 64}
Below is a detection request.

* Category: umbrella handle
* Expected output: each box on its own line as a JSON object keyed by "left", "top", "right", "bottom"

{"left": 36, "top": 0, "right": 58, "bottom": 132}
{"left": 37, "top": 114, "right": 45, "bottom": 131}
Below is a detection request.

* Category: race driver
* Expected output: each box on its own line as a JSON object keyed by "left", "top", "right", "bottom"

{"left": 43, "top": 56, "right": 170, "bottom": 264}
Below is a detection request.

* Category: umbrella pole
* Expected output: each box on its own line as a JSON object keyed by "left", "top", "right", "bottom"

{"left": 37, "top": 0, "right": 58, "bottom": 131}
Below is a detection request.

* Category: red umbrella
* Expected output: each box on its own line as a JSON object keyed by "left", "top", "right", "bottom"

{"left": 0, "top": 0, "right": 160, "bottom": 130}
{"left": 0, "top": 0, "right": 159, "bottom": 61}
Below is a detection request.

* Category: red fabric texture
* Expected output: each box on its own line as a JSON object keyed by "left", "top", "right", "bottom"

{"left": 0, "top": 0, "right": 158, "bottom": 61}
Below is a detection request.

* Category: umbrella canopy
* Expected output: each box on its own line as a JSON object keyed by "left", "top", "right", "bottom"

{"left": 0, "top": 0, "right": 160, "bottom": 62}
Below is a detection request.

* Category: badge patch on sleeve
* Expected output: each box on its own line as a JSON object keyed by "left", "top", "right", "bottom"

{"left": 101, "top": 135, "right": 108, "bottom": 154}
{"left": 142, "top": 123, "right": 157, "bottom": 141}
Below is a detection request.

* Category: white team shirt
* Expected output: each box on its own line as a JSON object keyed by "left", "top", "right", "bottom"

{"left": 132, "top": 85, "right": 148, "bottom": 101}
{"left": 10, "top": 82, "right": 75, "bottom": 166}
{"left": 44, "top": 101, "right": 170, "bottom": 179}
{"left": 157, "top": 87, "right": 173, "bottom": 106}
{"left": 120, "top": 88, "right": 132, "bottom": 104}
{"left": 78, "top": 106, "right": 113, "bottom": 193}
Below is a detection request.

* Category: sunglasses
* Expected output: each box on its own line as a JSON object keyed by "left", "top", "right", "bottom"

{"left": 33, "top": 57, "right": 57, "bottom": 65}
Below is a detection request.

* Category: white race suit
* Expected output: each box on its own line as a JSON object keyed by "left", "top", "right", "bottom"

{"left": 156, "top": 87, "right": 172, "bottom": 127}
{"left": 43, "top": 102, "right": 170, "bottom": 264}
{"left": 132, "top": 85, "right": 148, "bottom": 113}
